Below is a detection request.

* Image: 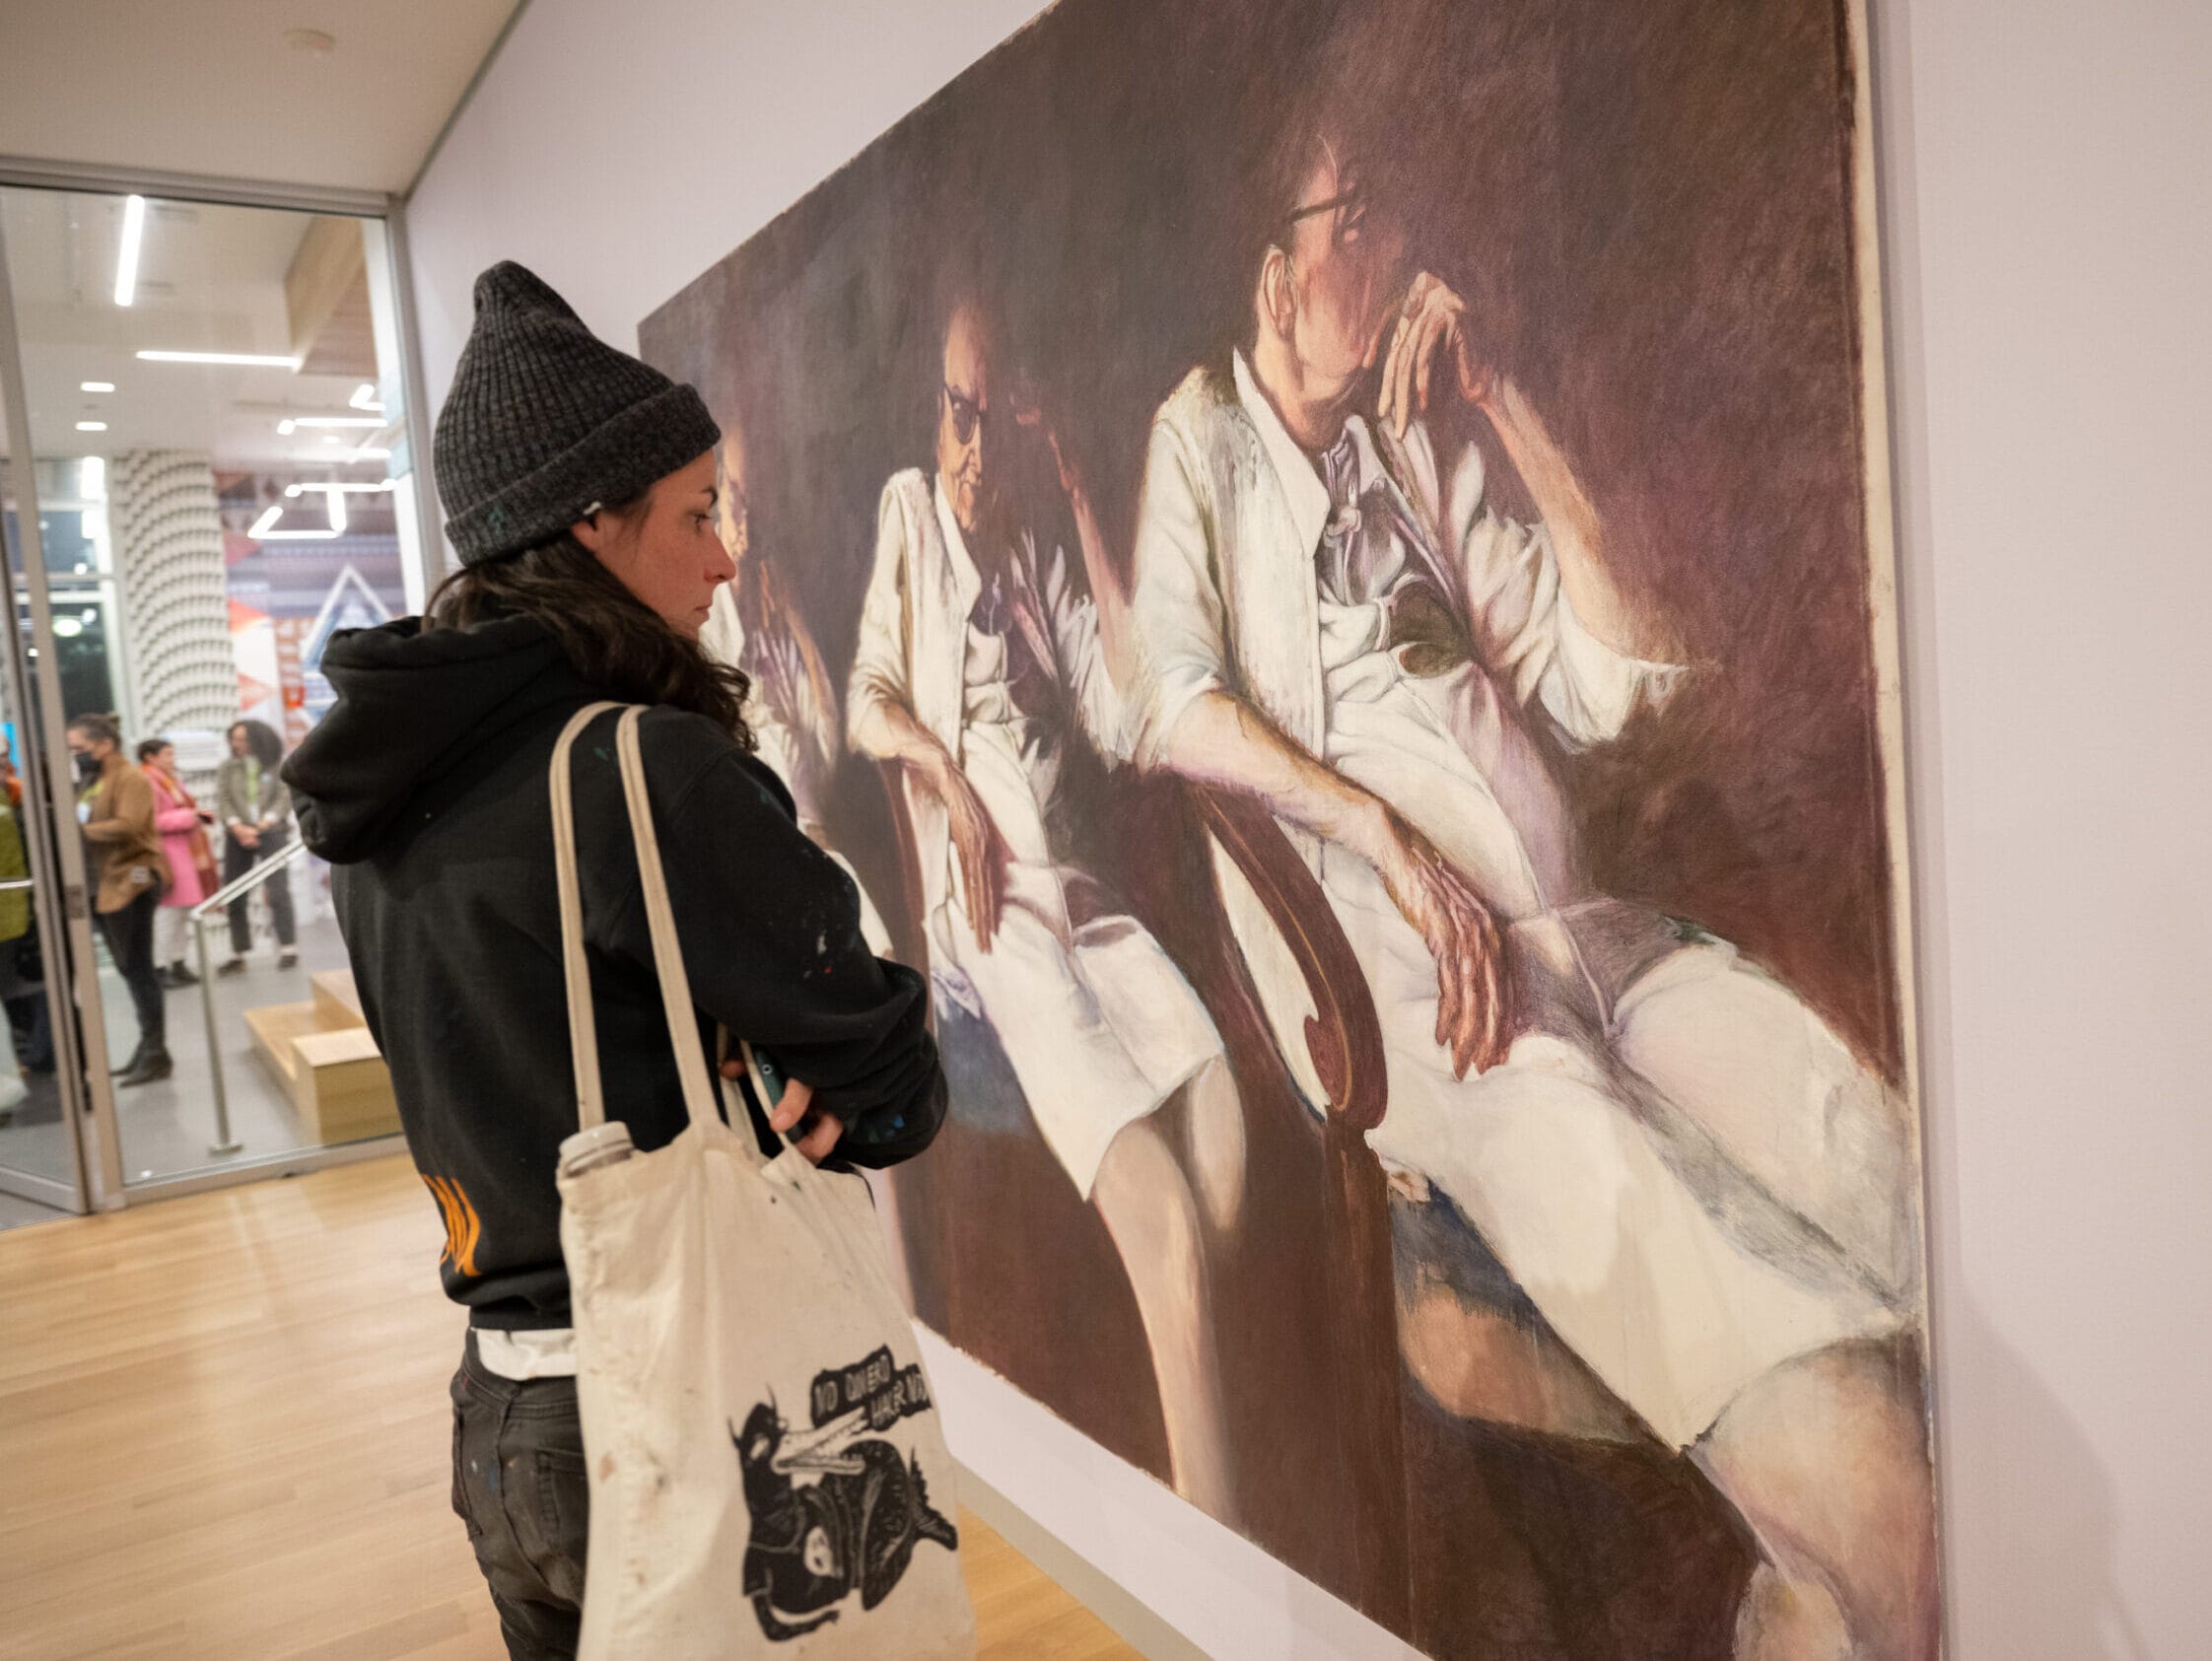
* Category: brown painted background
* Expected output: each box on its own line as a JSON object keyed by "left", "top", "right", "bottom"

{"left": 642, "top": 0, "right": 1903, "bottom": 1652}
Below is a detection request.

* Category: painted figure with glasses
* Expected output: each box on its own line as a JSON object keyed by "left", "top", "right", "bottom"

{"left": 849, "top": 299, "right": 1246, "bottom": 1517}
{"left": 1124, "top": 110, "right": 1936, "bottom": 1661}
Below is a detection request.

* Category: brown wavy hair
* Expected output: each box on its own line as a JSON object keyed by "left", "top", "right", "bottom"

{"left": 427, "top": 531, "right": 755, "bottom": 748}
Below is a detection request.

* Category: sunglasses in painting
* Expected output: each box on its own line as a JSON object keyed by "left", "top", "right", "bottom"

{"left": 942, "top": 383, "right": 988, "bottom": 446}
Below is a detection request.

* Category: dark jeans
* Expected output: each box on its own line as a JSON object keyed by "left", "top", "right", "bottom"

{"left": 97, "top": 886, "right": 164, "bottom": 1054}
{"left": 450, "top": 1333, "right": 589, "bottom": 1661}
{"left": 225, "top": 827, "right": 296, "bottom": 954}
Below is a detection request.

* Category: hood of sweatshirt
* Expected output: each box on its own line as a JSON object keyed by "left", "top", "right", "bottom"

{"left": 283, "top": 615, "right": 591, "bottom": 865}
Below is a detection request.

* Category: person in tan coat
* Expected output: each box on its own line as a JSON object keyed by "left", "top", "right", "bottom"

{"left": 67, "top": 714, "right": 172, "bottom": 1083}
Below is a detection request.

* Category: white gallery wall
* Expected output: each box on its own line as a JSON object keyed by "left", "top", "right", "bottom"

{"left": 404, "top": 0, "right": 2212, "bottom": 1654}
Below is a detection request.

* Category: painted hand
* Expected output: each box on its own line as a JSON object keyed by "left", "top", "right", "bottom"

{"left": 1367, "top": 807, "right": 1511, "bottom": 1077}
{"left": 932, "top": 753, "right": 1010, "bottom": 951}
{"left": 1378, "top": 271, "right": 1497, "bottom": 437}
{"left": 1011, "top": 393, "right": 1081, "bottom": 501}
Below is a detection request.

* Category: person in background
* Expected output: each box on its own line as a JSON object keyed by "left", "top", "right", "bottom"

{"left": 139, "top": 739, "right": 218, "bottom": 988}
{"left": 66, "top": 714, "right": 172, "bottom": 1085}
{"left": 216, "top": 719, "right": 297, "bottom": 974}
{"left": 0, "top": 792, "right": 35, "bottom": 1120}
{"left": 0, "top": 733, "right": 22, "bottom": 806}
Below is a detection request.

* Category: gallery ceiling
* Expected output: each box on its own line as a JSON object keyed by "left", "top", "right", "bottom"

{"left": 0, "top": 0, "right": 521, "bottom": 195}
{"left": 1, "top": 187, "right": 402, "bottom": 472}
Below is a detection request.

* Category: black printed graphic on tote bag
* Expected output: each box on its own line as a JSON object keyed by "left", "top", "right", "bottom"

{"left": 733, "top": 1348, "right": 960, "bottom": 1641}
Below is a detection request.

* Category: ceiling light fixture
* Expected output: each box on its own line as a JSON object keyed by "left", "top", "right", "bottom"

{"left": 75, "top": 420, "right": 107, "bottom": 432}
{"left": 249, "top": 485, "right": 348, "bottom": 541}
{"left": 81, "top": 381, "right": 115, "bottom": 393}
{"left": 284, "top": 480, "right": 395, "bottom": 497}
{"left": 289, "top": 415, "right": 383, "bottom": 429}
{"left": 137, "top": 349, "right": 301, "bottom": 369}
{"left": 113, "top": 195, "right": 147, "bottom": 308}
{"left": 348, "top": 382, "right": 383, "bottom": 412}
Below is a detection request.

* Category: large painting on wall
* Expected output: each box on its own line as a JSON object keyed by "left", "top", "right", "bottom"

{"left": 640, "top": 0, "right": 1936, "bottom": 1654}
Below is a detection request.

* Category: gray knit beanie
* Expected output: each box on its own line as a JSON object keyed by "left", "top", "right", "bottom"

{"left": 434, "top": 261, "right": 721, "bottom": 567}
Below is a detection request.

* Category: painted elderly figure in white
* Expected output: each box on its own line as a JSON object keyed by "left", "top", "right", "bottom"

{"left": 697, "top": 425, "right": 891, "bottom": 951}
{"left": 848, "top": 303, "right": 1245, "bottom": 1516}
{"left": 1125, "top": 125, "right": 1936, "bottom": 1660}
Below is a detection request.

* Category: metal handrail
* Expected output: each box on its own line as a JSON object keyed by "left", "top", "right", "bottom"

{"left": 189, "top": 837, "right": 309, "bottom": 920}
{"left": 187, "top": 838, "right": 311, "bottom": 1155}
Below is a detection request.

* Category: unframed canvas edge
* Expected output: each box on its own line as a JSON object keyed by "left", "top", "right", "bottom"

{"left": 950, "top": 1455, "right": 1212, "bottom": 1661}
{"left": 1846, "top": 0, "right": 1950, "bottom": 1646}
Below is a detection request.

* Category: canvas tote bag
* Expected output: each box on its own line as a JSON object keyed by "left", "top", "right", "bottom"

{"left": 548, "top": 702, "right": 976, "bottom": 1657}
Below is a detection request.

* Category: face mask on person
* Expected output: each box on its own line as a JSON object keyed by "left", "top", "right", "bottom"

{"left": 73, "top": 750, "right": 100, "bottom": 788}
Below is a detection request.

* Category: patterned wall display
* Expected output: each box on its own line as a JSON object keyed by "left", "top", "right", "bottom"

{"left": 108, "top": 450, "right": 242, "bottom": 787}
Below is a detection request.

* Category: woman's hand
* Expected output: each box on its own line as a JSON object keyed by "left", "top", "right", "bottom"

{"left": 719, "top": 1061, "right": 844, "bottom": 1164}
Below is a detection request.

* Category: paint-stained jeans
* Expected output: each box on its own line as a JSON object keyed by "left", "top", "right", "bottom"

{"left": 450, "top": 1334, "right": 589, "bottom": 1661}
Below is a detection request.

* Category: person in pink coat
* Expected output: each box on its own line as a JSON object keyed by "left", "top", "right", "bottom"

{"left": 138, "top": 740, "right": 217, "bottom": 988}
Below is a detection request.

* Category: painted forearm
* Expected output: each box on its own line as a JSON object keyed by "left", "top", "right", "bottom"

{"left": 1158, "top": 690, "right": 1390, "bottom": 864}
{"left": 1481, "top": 379, "right": 1665, "bottom": 660}
{"left": 848, "top": 694, "right": 951, "bottom": 790}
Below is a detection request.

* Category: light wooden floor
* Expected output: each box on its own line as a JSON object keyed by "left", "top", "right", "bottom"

{"left": 0, "top": 1156, "right": 1138, "bottom": 1659}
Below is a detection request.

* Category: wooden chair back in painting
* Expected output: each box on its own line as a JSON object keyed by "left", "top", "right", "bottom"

{"left": 1189, "top": 784, "right": 1412, "bottom": 1634}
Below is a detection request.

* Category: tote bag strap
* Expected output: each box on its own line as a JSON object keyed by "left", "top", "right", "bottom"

{"left": 549, "top": 700, "right": 626, "bottom": 1131}
{"left": 611, "top": 707, "right": 725, "bottom": 1134}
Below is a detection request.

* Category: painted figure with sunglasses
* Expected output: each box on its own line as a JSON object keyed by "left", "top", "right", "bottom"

{"left": 1125, "top": 114, "right": 1935, "bottom": 1661}
{"left": 849, "top": 301, "right": 1247, "bottom": 1518}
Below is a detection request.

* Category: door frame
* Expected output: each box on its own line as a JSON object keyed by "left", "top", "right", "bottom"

{"left": 0, "top": 156, "right": 444, "bottom": 1210}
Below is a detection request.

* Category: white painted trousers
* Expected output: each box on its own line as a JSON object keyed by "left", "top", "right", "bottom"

{"left": 934, "top": 717, "right": 1226, "bottom": 1197}
{"left": 1322, "top": 645, "right": 1920, "bottom": 1448}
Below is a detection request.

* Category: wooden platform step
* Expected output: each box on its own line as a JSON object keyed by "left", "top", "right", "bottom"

{"left": 244, "top": 993, "right": 400, "bottom": 1145}
{"left": 311, "top": 967, "right": 367, "bottom": 1031}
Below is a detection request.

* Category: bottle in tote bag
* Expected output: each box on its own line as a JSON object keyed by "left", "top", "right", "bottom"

{"left": 548, "top": 702, "right": 976, "bottom": 1657}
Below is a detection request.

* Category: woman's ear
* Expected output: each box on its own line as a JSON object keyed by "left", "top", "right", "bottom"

{"left": 570, "top": 508, "right": 609, "bottom": 555}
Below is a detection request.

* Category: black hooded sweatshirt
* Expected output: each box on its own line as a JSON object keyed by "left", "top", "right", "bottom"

{"left": 284, "top": 614, "right": 944, "bottom": 1331}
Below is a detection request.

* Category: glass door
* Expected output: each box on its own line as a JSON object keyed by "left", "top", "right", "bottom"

{"left": 0, "top": 182, "right": 437, "bottom": 1201}
{"left": 0, "top": 321, "right": 98, "bottom": 1225}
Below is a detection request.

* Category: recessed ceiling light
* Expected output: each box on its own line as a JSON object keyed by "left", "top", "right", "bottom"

{"left": 284, "top": 480, "right": 394, "bottom": 496}
{"left": 137, "top": 349, "right": 300, "bottom": 368}
{"left": 251, "top": 487, "right": 347, "bottom": 540}
{"left": 76, "top": 420, "right": 107, "bottom": 432}
{"left": 81, "top": 381, "right": 115, "bottom": 393}
{"left": 286, "top": 29, "right": 336, "bottom": 55}
{"left": 113, "top": 195, "right": 146, "bottom": 308}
